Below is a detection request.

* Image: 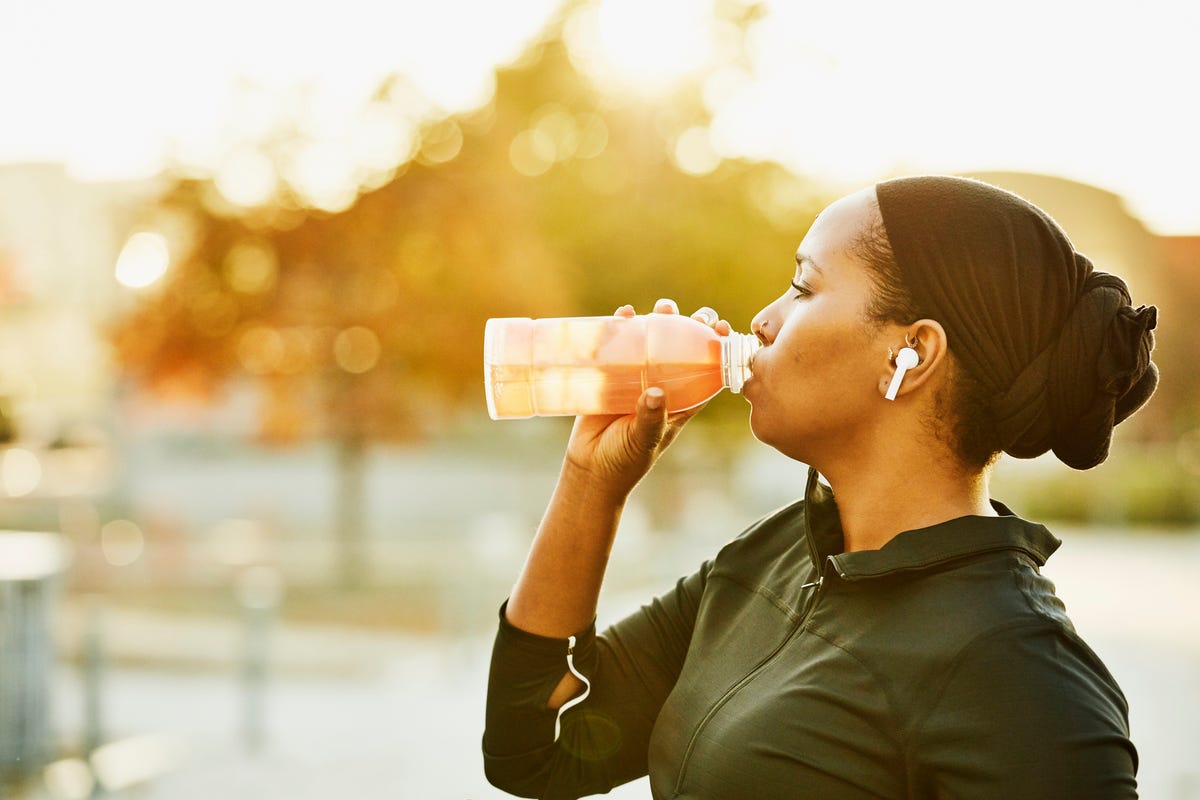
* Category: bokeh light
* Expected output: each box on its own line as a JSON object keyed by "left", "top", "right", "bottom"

{"left": 276, "top": 328, "right": 314, "bottom": 375}
{"left": 333, "top": 326, "right": 381, "bottom": 374}
{"left": 354, "top": 102, "right": 421, "bottom": 172}
{"left": 282, "top": 140, "right": 360, "bottom": 213}
{"left": 1, "top": 447, "right": 42, "bottom": 497}
{"left": 673, "top": 127, "right": 721, "bottom": 176}
{"left": 573, "top": 113, "right": 609, "bottom": 159}
{"left": 532, "top": 105, "right": 579, "bottom": 160}
{"left": 223, "top": 240, "right": 278, "bottom": 295}
{"left": 114, "top": 232, "right": 170, "bottom": 289}
{"left": 510, "top": 106, "right": 610, "bottom": 177}
{"left": 417, "top": 120, "right": 464, "bottom": 165}
{"left": 237, "top": 326, "right": 285, "bottom": 374}
{"left": 100, "top": 519, "right": 145, "bottom": 567}
{"left": 509, "top": 129, "right": 557, "bottom": 177}
{"left": 214, "top": 147, "right": 277, "bottom": 208}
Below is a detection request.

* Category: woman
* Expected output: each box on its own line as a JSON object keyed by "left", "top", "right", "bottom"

{"left": 482, "top": 176, "right": 1157, "bottom": 799}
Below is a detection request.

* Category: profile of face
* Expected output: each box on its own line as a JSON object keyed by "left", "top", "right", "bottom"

{"left": 744, "top": 187, "right": 910, "bottom": 464}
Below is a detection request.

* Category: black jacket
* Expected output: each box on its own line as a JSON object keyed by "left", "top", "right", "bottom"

{"left": 484, "top": 470, "right": 1138, "bottom": 799}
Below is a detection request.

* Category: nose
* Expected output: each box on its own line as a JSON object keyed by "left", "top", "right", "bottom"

{"left": 751, "top": 313, "right": 772, "bottom": 346}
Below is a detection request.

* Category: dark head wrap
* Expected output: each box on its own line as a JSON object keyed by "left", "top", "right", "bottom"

{"left": 874, "top": 175, "right": 1158, "bottom": 470}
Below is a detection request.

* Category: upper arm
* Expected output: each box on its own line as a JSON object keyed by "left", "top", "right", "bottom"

{"left": 557, "top": 563, "right": 710, "bottom": 768}
{"left": 908, "top": 623, "right": 1138, "bottom": 800}
{"left": 484, "top": 562, "right": 710, "bottom": 798}
{"left": 594, "top": 564, "right": 708, "bottom": 698}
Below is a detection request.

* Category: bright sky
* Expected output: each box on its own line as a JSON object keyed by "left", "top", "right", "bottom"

{"left": 1, "top": 0, "right": 1197, "bottom": 234}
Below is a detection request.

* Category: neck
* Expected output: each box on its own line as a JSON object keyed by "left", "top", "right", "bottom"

{"left": 817, "top": 444, "right": 996, "bottom": 553}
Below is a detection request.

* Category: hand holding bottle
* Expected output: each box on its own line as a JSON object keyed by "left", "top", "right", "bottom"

{"left": 504, "top": 300, "right": 735, "bottom": 642}
{"left": 563, "top": 299, "right": 732, "bottom": 499}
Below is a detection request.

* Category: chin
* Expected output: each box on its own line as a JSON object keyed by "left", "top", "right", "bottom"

{"left": 747, "top": 405, "right": 775, "bottom": 447}
{"left": 748, "top": 407, "right": 816, "bottom": 465}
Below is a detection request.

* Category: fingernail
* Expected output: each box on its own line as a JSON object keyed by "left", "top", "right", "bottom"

{"left": 655, "top": 298, "right": 679, "bottom": 313}
{"left": 694, "top": 307, "right": 718, "bottom": 326}
{"left": 645, "top": 388, "right": 664, "bottom": 410}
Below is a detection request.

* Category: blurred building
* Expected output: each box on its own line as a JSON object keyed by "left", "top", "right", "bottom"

{"left": 1155, "top": 234, "right": 1200, "bottom": 432}
{"left": 0, "top": 163, "right": 154, "bottom": 443}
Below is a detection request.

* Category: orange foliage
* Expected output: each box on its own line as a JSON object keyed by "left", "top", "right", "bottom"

{"left": 110, "top": 23, "right": 818, "bottom": 445}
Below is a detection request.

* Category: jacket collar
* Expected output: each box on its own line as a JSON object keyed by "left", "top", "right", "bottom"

{"left": 803, "top": 468, "right": 1061, "bottom": 582}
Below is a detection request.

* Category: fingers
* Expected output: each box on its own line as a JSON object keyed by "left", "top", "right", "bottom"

{"left": 691, "top": 306, "right": 732, "bottom": 336}
{"left": 632, "top": 387, "right": 669, "bottom": 452}
{"left": 615, "top": 300, "right": 729, "bottom": 335}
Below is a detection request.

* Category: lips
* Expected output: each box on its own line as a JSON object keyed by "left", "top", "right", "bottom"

{"left": 746, "top": 348, "right": 765, "bottom": 383}
{"left": 742, "top": 369, "right": 760, "bottom": 399}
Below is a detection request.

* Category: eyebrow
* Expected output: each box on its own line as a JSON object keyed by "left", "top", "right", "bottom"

{"left": 794, "top": 252, "right": 825, "bottom": 275}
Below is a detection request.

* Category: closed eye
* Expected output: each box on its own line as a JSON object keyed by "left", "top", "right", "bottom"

{"left": 791, "top": 279, "right": 813, "bottom": 300}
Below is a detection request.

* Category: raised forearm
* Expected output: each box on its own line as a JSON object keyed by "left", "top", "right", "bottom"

{"left": 505, "top": 460, "right": 627, "bottom": 638}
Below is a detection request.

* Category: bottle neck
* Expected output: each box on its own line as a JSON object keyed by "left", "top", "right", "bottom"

{"left": 720, "top": 333, "right": 761, "bottom": 393}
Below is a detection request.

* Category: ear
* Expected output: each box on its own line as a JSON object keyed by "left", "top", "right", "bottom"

{"left": 877, "top": 319, "right": 949, "bottom": 400}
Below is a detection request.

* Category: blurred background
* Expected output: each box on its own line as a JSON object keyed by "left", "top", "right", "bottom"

{"left": 0, "top": 0, "right": 1197, "bottom": 797}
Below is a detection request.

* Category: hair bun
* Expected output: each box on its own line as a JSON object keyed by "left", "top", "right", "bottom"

{"left": 1037, "top": 271, "right": 1157, "bottom": 469}
{"left": 993, "top": 270, "right": 1158, "bottom": 469}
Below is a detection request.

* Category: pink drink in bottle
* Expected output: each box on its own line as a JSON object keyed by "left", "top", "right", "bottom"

{"left": 484, "top": 313, "right": 760, "bottom": 419}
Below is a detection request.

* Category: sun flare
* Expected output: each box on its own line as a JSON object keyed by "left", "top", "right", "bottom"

{"left": 565, "top": 0, "right": 718, "bottom": 96}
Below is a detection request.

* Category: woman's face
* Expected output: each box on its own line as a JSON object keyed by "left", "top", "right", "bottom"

{"left": 744, "top": 187, "right": 899, "bottom": 462}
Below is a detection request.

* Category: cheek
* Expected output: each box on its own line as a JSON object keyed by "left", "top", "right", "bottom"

{"left": 758, "top": 317, "right": 881, "bottom": 411}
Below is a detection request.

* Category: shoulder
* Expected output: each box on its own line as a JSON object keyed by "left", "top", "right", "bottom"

{"left": 924, "top": 619, "right": 1130, "bottom": 734}
{"left": 907, "top": 621, "right": 1137, "bottom": 796}
{"left": 693, "top": 499, "right": 819, "bottom": 619}
{"left": 711, "top": 498, "right": 809, "bottom": 571}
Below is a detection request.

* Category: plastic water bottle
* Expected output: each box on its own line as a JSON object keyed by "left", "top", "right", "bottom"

{"left": 484, "top": 314, "right": 761, "bottom": 419}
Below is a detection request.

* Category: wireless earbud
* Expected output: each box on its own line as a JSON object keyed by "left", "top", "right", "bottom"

{"left": 885, "top": 346, "right": 919, "bottom": 401}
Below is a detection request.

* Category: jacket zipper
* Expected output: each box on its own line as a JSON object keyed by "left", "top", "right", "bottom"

{"left": 672, "top": 574, "right": 827, "bottom": 794}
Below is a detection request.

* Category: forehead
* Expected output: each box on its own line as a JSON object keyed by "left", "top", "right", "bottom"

{"left": 797, "top": 187, "right": 879, "bottom": 267}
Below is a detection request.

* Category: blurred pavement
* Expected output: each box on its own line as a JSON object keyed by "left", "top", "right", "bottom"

{"left": 31, "top": 529, "right": 1200, "bottom": 800}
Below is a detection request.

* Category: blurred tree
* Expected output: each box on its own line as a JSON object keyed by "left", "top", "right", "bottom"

{"left": 112, "top": 156, "right": 572, "bottom": 587}
{"left": 110, "top": 3, "right": 823, "bottom": 587}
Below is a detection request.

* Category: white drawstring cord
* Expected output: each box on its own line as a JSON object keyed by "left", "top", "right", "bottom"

{"left": 554, "top": 635, "right": 592, "bottom": 742}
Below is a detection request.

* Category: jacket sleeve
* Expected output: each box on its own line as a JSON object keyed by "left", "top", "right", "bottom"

{"left": 908, "top": 622, "right": 1138, "bottom": 800}
{"left": 483, "top": 562, "right": 710, "bottom": 799}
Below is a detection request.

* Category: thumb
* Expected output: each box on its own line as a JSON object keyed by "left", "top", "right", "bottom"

{"left": 631, "top": 387, "right": 668, "bottom": 453}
